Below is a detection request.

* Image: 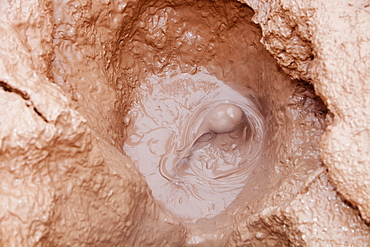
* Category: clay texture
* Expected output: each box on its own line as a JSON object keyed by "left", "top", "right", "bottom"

{"left": 0, "top": 0, "right": 186, "bottom": 246}
{"left": 243, "top": 0, "right": 370, "bottom": 223}
{"left": 0, "top": 0, "right": 369, "bottom": 246}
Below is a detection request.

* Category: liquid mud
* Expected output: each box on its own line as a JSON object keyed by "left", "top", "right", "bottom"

{"left": 50, "top": 0, "right": 370, "bottom": 244}
{"left": 161, "top": 102, "right": 250, "bottom": 182}
{"left": 1, "top": 0, "right": 369, "bottom": 245}
{"left": 124, "top": 72, "right": 264, "bottom": 221}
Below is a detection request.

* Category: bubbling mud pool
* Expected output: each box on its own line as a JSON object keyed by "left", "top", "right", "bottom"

{"left": 44, "top": 0, "right": 370, "bottom": 244}
{"left": 51, "top": 0, "right": 340, "bottom": 242}
{"left": 124, "top": 72, "right": 264, "bottom": 221}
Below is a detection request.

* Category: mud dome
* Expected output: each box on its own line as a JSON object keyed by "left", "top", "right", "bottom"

{"left": 0, "top": 0, "right": 369, "bottom": 246}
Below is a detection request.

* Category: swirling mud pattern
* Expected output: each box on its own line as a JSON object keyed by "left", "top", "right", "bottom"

{"left": 124, "top": 72, "right": 265, "bottom": 221}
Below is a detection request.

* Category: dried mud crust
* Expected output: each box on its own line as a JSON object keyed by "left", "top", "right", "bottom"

{"left": 243, "top": 0, "right": 370, "bottom": 224}
{"left": 0, "top": 0, "right": 368, "bottom": 246}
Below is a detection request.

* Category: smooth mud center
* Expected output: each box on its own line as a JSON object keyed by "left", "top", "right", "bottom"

{"left": 124, "top": 73, "right": 264, "bottom": 220}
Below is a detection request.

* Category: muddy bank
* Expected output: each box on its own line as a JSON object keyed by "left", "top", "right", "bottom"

{"left": 0, "top": 0, "right": 369, "bottom": 246}
{"left": 242, "top": 0, "right": 370, "bottom": 224}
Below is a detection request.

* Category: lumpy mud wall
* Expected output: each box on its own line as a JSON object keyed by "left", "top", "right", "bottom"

{"left": 0, "top": 0, "right": 369, "bottom": 245}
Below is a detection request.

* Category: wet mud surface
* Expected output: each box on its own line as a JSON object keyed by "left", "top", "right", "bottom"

{"left": 119, "top": 0, "right": 271, "bottom": 224}
{"left": 2, "top": 0, "right": 369, "bottom": 245}
{"left": 113, "top": 0, "right": 343, "bottom": 238}
{"left": 124, "top": 73, "right": 264, "bottom": 220}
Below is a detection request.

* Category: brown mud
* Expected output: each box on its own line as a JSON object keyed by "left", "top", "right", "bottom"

{"left": 124, "top": 73, "right": 265, "bottom": 221}
{"left": 52, "top": 0, "right": 369, "bottom": 244}
{"left": 0, "top": 0, "right": 369, "bottom": 245}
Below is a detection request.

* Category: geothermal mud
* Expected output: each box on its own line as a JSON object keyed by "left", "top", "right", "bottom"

{"left": 0, "top": 0, "right": 369, "bottom": 245}
{"left": 124, "top": 73, "right": 264, "bottom": 221}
